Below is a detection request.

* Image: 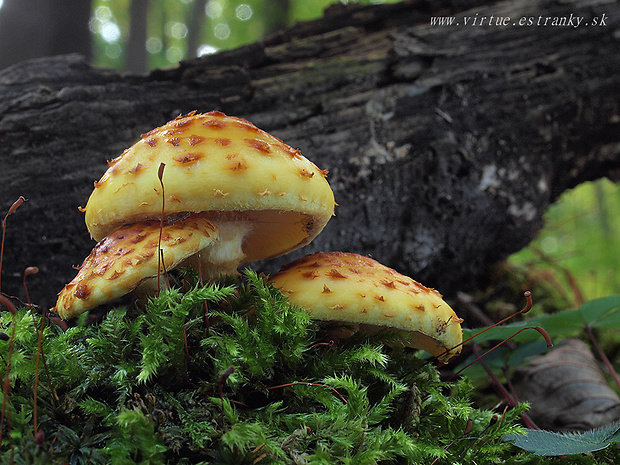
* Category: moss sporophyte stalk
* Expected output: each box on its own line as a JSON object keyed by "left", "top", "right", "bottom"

{"left": 0, "top": 270, "right": 529, "bottom": 464}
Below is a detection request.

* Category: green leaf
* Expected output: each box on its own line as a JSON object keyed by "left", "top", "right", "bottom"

{"left": 505, "top": 421, "right": 620, "bottom": 456}
{"left": 462, "top": 294, "right": 620, "bottom": 344}
{"left": 579, "top": 294, "right": 620, "bottom": 329}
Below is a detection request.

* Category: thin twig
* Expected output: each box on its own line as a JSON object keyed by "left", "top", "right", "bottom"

{"left": 585, "top": 325, "right": 620, "bottom": 391}
{"left": 471, "top": 343, "right": 539, "bottom": 430}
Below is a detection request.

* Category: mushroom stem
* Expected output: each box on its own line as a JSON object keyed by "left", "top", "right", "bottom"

{"left": 198, "top": 220, "right": 253, "bottom": 278}
{"left": 133, "top": 275, "right": 171, "bottom": 306}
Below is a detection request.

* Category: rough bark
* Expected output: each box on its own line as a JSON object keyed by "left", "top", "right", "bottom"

{"left": 0, "top": 0, "right": 618, "bottom": 310}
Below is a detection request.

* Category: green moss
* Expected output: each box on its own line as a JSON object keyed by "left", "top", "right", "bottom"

{"left": 1, "top": 270, "right": 534, "bottom": 463}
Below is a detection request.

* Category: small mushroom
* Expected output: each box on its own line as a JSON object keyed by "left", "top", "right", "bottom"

{"left": 84, "top": 111, "right": 335, "bottom": 278}
{"left": 268, "top": 252, "right": 463, "bottom": 361}
{"left": 54, "top": 216, "right": 219, "bottom": 319}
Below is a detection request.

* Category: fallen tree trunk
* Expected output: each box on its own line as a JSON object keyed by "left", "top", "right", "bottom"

{"left": 0, "top": 0, "right": 618, "bottom": 309}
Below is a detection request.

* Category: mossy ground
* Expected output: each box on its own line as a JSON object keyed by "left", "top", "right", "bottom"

{"left": 0, "top": 270, "right": 576, "bottom": 464}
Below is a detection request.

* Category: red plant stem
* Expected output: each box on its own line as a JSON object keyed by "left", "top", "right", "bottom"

{"left": 585, "top": 325, "right": 620, "bottom": 391}
{"left": 0, "top": 304, "right": 17, "bottom": 445}
{"left": 24, "top": 267, "right": 42, "bottom": 434}
{"left": 502, "top": 366, "right": 521, "bottom": 405}
{"left": 454, "top": 415, "right": 501, "bottom": 463}
{"left": 430, "top": 418, "right": 474, "bottom": 465}
{"left": 198, "top": 251, "right": 210, "bottom": 335}
{"left": 308, "top": 340, "right": 334, "bottom": 350}
{"left": 23, "top": 268, "right": 59, "bottom": 410}
{"left": 183, "top": 327, "right": 190, "bottom": 361}
{"left": 471, "top": 344, "right": 539, "bottom": 430}
{"left": 219, "top": 365, "right": 236, "bottom": 422}
{"left": 266, "top": 382, "right": 348, "bottom": 404}
{"left": 459, "top": 291, "right": 533, "bottom": 349}
{"left": 452, "top": 326, "right": 553, "bottom": 379}
{"left": 0, "top": 295, "right": 16, "bottom": 315}
{"left": 157, "top": 163, "right": 166, "bottom": 296}
{"left": 0, "top": 196, "right": 26, "bottom": 295}
{"left": 434, "top": 291, "right": 534, "bottom": 362}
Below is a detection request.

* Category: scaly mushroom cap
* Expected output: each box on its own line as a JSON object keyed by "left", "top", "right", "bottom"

{"left": 268, "top": 252, "right": 463, "bottom": 361}
{"left": 53, "top": 216, "right": 218, "bottom": 319}
{"left": 84, "top": 111, "right": 335, "bottom": 263}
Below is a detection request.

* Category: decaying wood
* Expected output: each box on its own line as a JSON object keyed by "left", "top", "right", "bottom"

{"left": 0, "top": 0, "right": 618, "bottom": 308}
{"left": 513, "top": 339, "right": 620, "bottom": 431}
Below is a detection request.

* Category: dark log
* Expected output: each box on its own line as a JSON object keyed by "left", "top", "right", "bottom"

{"left": 0, "top": 0, "right": 618, "bottom": 310}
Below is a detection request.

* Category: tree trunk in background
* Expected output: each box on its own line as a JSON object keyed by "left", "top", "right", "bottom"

{"left": 265, "top": 0, "right": 291, "bottom": 33}
{"left": 0, "top": 0, "right": 91, "bottom": 70}
{"left": 186, "top": 0, "right": 207, "bottom": 59}
{"left": 0, "top": 0, "right": 618, "bottom": 311}
{"left": 125, "top": 0, "right": 150, "bottom": 73}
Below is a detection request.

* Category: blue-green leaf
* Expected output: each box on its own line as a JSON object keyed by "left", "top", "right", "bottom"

{"left": 505, "top": 421, "right": 620, "bottom": 456}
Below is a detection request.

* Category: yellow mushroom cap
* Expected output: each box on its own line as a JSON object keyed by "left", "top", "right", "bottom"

{"left": 268, "top": 252, "right": 463, "bottom": 361}
{"left": 53, "top": 216, "right": 218, "bottom": 319}
{"left": 84, "top": 111, "right": 335, "bottom": 263}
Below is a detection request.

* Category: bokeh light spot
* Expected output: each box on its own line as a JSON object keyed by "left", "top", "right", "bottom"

{"left": 214, "top": 22, "right": 231, "bottom": 40}
{"left": 236, "top": 4, "right": 252, "bottom": 21}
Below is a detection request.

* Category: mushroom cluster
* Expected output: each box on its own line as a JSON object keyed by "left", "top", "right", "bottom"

{"left": 54, "top": 111, "right": 335, "bottom": 318}
{"left": 53, "top": 110, "right": 463, "bottom": 360}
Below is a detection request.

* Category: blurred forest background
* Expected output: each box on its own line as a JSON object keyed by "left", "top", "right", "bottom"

{"left": 0, "top": 0, "right": 617, "bottom": 304}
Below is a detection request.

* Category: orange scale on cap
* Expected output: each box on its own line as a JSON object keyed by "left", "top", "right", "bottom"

{"left": 327, "top": 269, "right": 347, "bottom": 279}
{"left": 229, "top": 161, "right": 248, "bottom": 172}
{"left": 233, "top": 120, "right": 260, "bottom": 133}
{"left": 245, "top": 138, "right": 271, "bottom": 154}
{"left": 174, "top": 153, "right": 203, "bottom": 164}
{"left": 107, "top": 155, "right": 122, "bottom": 167}
{"left": 141, "top": 127, "right": 160, "bottom": 139}
{"left": 202, "top": 119, "right": 227, "bottom": 129}
{"left": 107, "top": 269, "right": 124, "bottom": 280}
{"left": 129, "top": 233, "right": 148, "bottom": 244}
{"left": 188, "top": 135, "right": 206, "bottom": 146}
{"left": 173, "top": 118, "right": 194, "bottom": 129}
{"left": 129, "top": 163, "right": 143, "bottom": 174}
{"left": 74, "top": 284, "right": 91, "bottom": 300}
